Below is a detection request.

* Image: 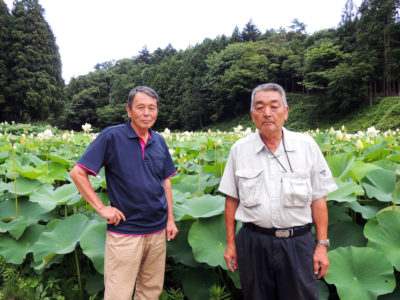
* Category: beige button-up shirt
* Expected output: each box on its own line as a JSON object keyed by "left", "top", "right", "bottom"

{"left": 218, "top": 128, "right": 337, "bottom": 228}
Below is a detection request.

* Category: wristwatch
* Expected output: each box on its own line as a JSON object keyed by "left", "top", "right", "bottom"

{"left": 316, "top": 239, "right": 330, "bottom": 247}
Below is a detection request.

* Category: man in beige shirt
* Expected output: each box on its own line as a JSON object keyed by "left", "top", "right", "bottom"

{"left": 219, "top": 83, "right": 337, "bottom": 300}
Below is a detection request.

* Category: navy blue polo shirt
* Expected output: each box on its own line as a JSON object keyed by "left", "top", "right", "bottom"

{"left": 76, "top": 121, "right": 177, "bottom": 235}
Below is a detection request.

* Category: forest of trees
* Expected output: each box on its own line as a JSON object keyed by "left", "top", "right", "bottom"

{"left": 1, "top": 0, "right": 400, "bottom": 131}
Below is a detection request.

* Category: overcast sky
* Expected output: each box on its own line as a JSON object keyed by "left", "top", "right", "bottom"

{"left": 4, "top": 0, "right": 362, "bottom": 83}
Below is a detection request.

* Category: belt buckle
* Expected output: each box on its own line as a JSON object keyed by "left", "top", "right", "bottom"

{"left": 275, "top": 229, "right": 293, "bottom": 238}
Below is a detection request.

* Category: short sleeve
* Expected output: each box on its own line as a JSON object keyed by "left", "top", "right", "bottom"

{"left": 218, "top": 145, "right": 239, "bottom": 199}
{"left": 76, "top": 130, "right": 109, "bottom": 176}
{"left": 309, "top": 139, "right": 338, "bottom": 200}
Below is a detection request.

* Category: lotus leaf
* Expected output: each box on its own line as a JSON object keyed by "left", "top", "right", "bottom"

{"left": 328, "top": 221, "right": 367, "bottom": 250}
{"left": 23, "top": 154, "right": 45, "bottom": 166}
{"left": 36, "top": 162, "right": 68, "bottom": 183}
{"left": 0, "top": 151, "right": 10, "bottom": 163}
{"left": 364, "top": 211, "right": 400, "bottom": 271}
{"left": 372, "top": 159, "right": 399, "bottom": 171}
{"left": 349, "top": 160, "right": 381, "bottom": 183}
{"left": 174, "top": 194, "right": 225, "bottom": 221}
{"left": 362, "top": 140, "right": 388, "bottom": 161}
{"left": 325, "top": 246, "right": 395, "bottom": 300}
{"left": 203, "top": 163, "right": 225, "bottom": 177}
{"left": 32, "top": 214, "right": 98, "bottom": 263}
{"left": 172, "top": 174, "right": 213, "bottom": 195}
{"left": 378, "top": 272, "right": 400, "bottom": 299}
{"left": 0, "top": 198, "right": 51, "bottom": 238}
{"left": 326, "top": 153, "right": 355, "bottom": 181}
{"left": 85, "top": 273, "right": 104, "bottom": 295}
{"left": 327, "top": 203, "right": 352, "bottom": 224}
{"left": 387, "top": 151, "right": 400, "bottom": 163}
{"left": 167, "top": 220, "right": 199, "bottom": 267}
{"left": 188, "top": 214, "right": 227, "bottom": 269}
{"left": 227, "top": 270, "right": 241, "bottom": 289}
{"left": 344, "top": 201, "right": 382, "bottom": 219}
{"left": 7, "top": 158, "right": 46, "bottom": 179}
{"left": 379, "top": 205, "right": 400, "bottom": 214}
{"left": 327, "top": 179, "right": 360, "bottom": 203}
{"left": 361, "top": 169, "right": 398, "bottom": 202}
{"left": 4, "top": 177, "right": 42, "bottom": 195}
{"left": 0, "top": 224, "right": 47, "bottom": 264}
{"left": 80, "top": 222, "right": 106, "bottom": 274}
{"left": 317, "top": 280, "right": 329, "bottom": 300}
{"left": 48, "top": 153, "right": 72, "bottom": 166}
{"left": 172, "top": 266, "right": 219, "bottom": 300}
{"left": 30, "top": 182, "right": 79, "bottom": 211}
{"left": 0, "top": 181, "right": 6, "bottom": 193}
{"left": 0, "top": 216, "right": 31, "bottom": 239}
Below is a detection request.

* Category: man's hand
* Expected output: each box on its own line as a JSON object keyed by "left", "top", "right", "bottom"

{"left": 166, "top": 218, "right": 178, "bottom": 241}
{"left": 224, "top": 243, "right": 238, "bottom": 273}
{"left": 313, "top": 243, "right": 329, "bottom": 279}
{"left": 98, "top": 206, "right": 126, "bottom": 226}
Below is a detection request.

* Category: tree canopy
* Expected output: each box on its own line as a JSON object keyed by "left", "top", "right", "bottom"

{"left": 1, "top": 0, "right": 399, "bottom": 131}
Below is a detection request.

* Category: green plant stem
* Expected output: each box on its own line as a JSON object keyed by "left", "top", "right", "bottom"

{"left": 12, "top": 147, "right": 18, "bottom": 218}
{"left": 393, "top": 182, "right": 398, "bottom": 210}
{"left": 74, "top": 249, "right": 83, "bottom": 300}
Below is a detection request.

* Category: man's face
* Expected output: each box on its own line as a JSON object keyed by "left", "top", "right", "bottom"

{"left": 126, "top": 92, "right": 158, "bottom": 131}
{"left": 250, "top": 90, "right": 289, "bottom": 136}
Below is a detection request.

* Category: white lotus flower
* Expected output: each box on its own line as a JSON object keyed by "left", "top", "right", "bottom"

{"left": 82, "top": 123, "right": 92, "bottom": 133}
{"left": 43, "top": 129, "right": 53, "bottom": 139}
{"left": 355, "top": 139, "right": 364, "bottom": 150}
{"left": 366, "top": 126, "right": 379, "bottom": 137}
{"left": 336, "top": 130, "right": 343, "bottom": 141}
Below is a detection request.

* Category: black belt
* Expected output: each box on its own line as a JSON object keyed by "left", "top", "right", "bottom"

{"left": 243, "top": 223, "right": 312, "bottom": 238}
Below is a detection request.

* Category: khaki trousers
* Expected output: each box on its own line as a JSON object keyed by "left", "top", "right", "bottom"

{"left": 104, "top": 230, "right": 166, "bottom": 300}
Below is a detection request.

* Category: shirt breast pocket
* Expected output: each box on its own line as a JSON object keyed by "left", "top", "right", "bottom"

{"left": 235, "top": 168, "right": 264, "bottom": 207}
{"left": 282, "top": 170, "right": 312, "bottom": 207}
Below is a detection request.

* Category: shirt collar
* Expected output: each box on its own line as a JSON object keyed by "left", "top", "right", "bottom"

{"left": 254, "top": 127, "right": 295, "bottom": 154}
{"left": 125, "top": 120, "right": 153, "bottom": 141}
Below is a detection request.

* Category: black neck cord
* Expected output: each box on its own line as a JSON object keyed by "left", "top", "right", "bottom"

{"left": 264, "top": 131, "right": 293, "bottom": 173}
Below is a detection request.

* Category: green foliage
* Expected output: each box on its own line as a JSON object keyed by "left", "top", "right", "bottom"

{"left": 209, "top": 284, "right": 232, "bottom": 300}
{"left": 1, "top": 123, "right": 400, "bottom": 299}
{"left": 3, "top": 0, "right": 64, "bottom": 123}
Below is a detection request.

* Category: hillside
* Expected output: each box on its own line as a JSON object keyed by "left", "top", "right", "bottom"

{"left": 204, "top": 95, "right": 400, "bottom": 133}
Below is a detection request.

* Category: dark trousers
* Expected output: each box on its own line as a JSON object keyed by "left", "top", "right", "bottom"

{"left": 236, "top": 225, "right": 318, "bottom": 300}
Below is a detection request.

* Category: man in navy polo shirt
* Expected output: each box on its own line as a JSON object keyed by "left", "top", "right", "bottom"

{"left": 70, "top": 86, "right": 178, "bottom": 300}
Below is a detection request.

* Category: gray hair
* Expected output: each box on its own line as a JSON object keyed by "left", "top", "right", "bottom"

{"left": 250, "top": 83, "right": 287, "bottom": 110}
{"left": 127, "top": 86, "right": 159, "bottom": 108}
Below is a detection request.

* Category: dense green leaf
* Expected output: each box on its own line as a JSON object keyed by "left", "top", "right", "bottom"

{"left": 32, "top": 214, "right": 98, "bottom": 264}
{"left": 188, "top": 214, "right": 227, "bottom": 269}
{"left": 0, "top": 224, "right": 47, "bottom": 264}
{"left": 174, "top": 194, "right": 225, "bottom": 221}
{"left": 326, "top": 152, "right": 355, "bottom": 181}
{"left": 328, "top": 221, "right": 367, "bottom": 250}
{"left": 30, "top": 182, "right": 79, "bottom": 211}
{"left": 364, "top": 211, "right": 400, "bottom": 271}
{"left": 167, "top": 220, "right": 199, "bottom": 267}
{"left": 361, "top": 169, "right": 398, "bottom": 202}
{"left": 325, "top": 247, "right": 395, "bottom": 300}
{"left": 343, "top": 201, "right": 382, "bottom": 219}
{"left": 4, "top": 177, "right": 42, "bottom": 195}
{"left": 349, "top": 160, "right": 381, "bottom": 183}
{"left": 327, "top": 178, "right": 361, "bottom": 203}
{"left": 80, "top": 222, "right": 106, "bottom": 274}
{"left": 172, "top": 266, "right": 220, "bottom": 300}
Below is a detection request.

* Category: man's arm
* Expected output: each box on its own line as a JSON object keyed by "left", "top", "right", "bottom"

{"left": 224, "top": 195, "right": 240, "bottom": 272}
{"left": 163, "top": 178, "right": 178, "bottom": 241}
{"left": 311, "top": 196, "right": 329, "bottom": 279}
{"left": 70, "top": 165, "right": 126, "bottom": 225}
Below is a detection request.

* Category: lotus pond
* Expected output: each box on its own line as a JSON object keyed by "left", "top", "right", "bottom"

{"left": 0, "top": 122, "right": 399, "bottom": 300}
